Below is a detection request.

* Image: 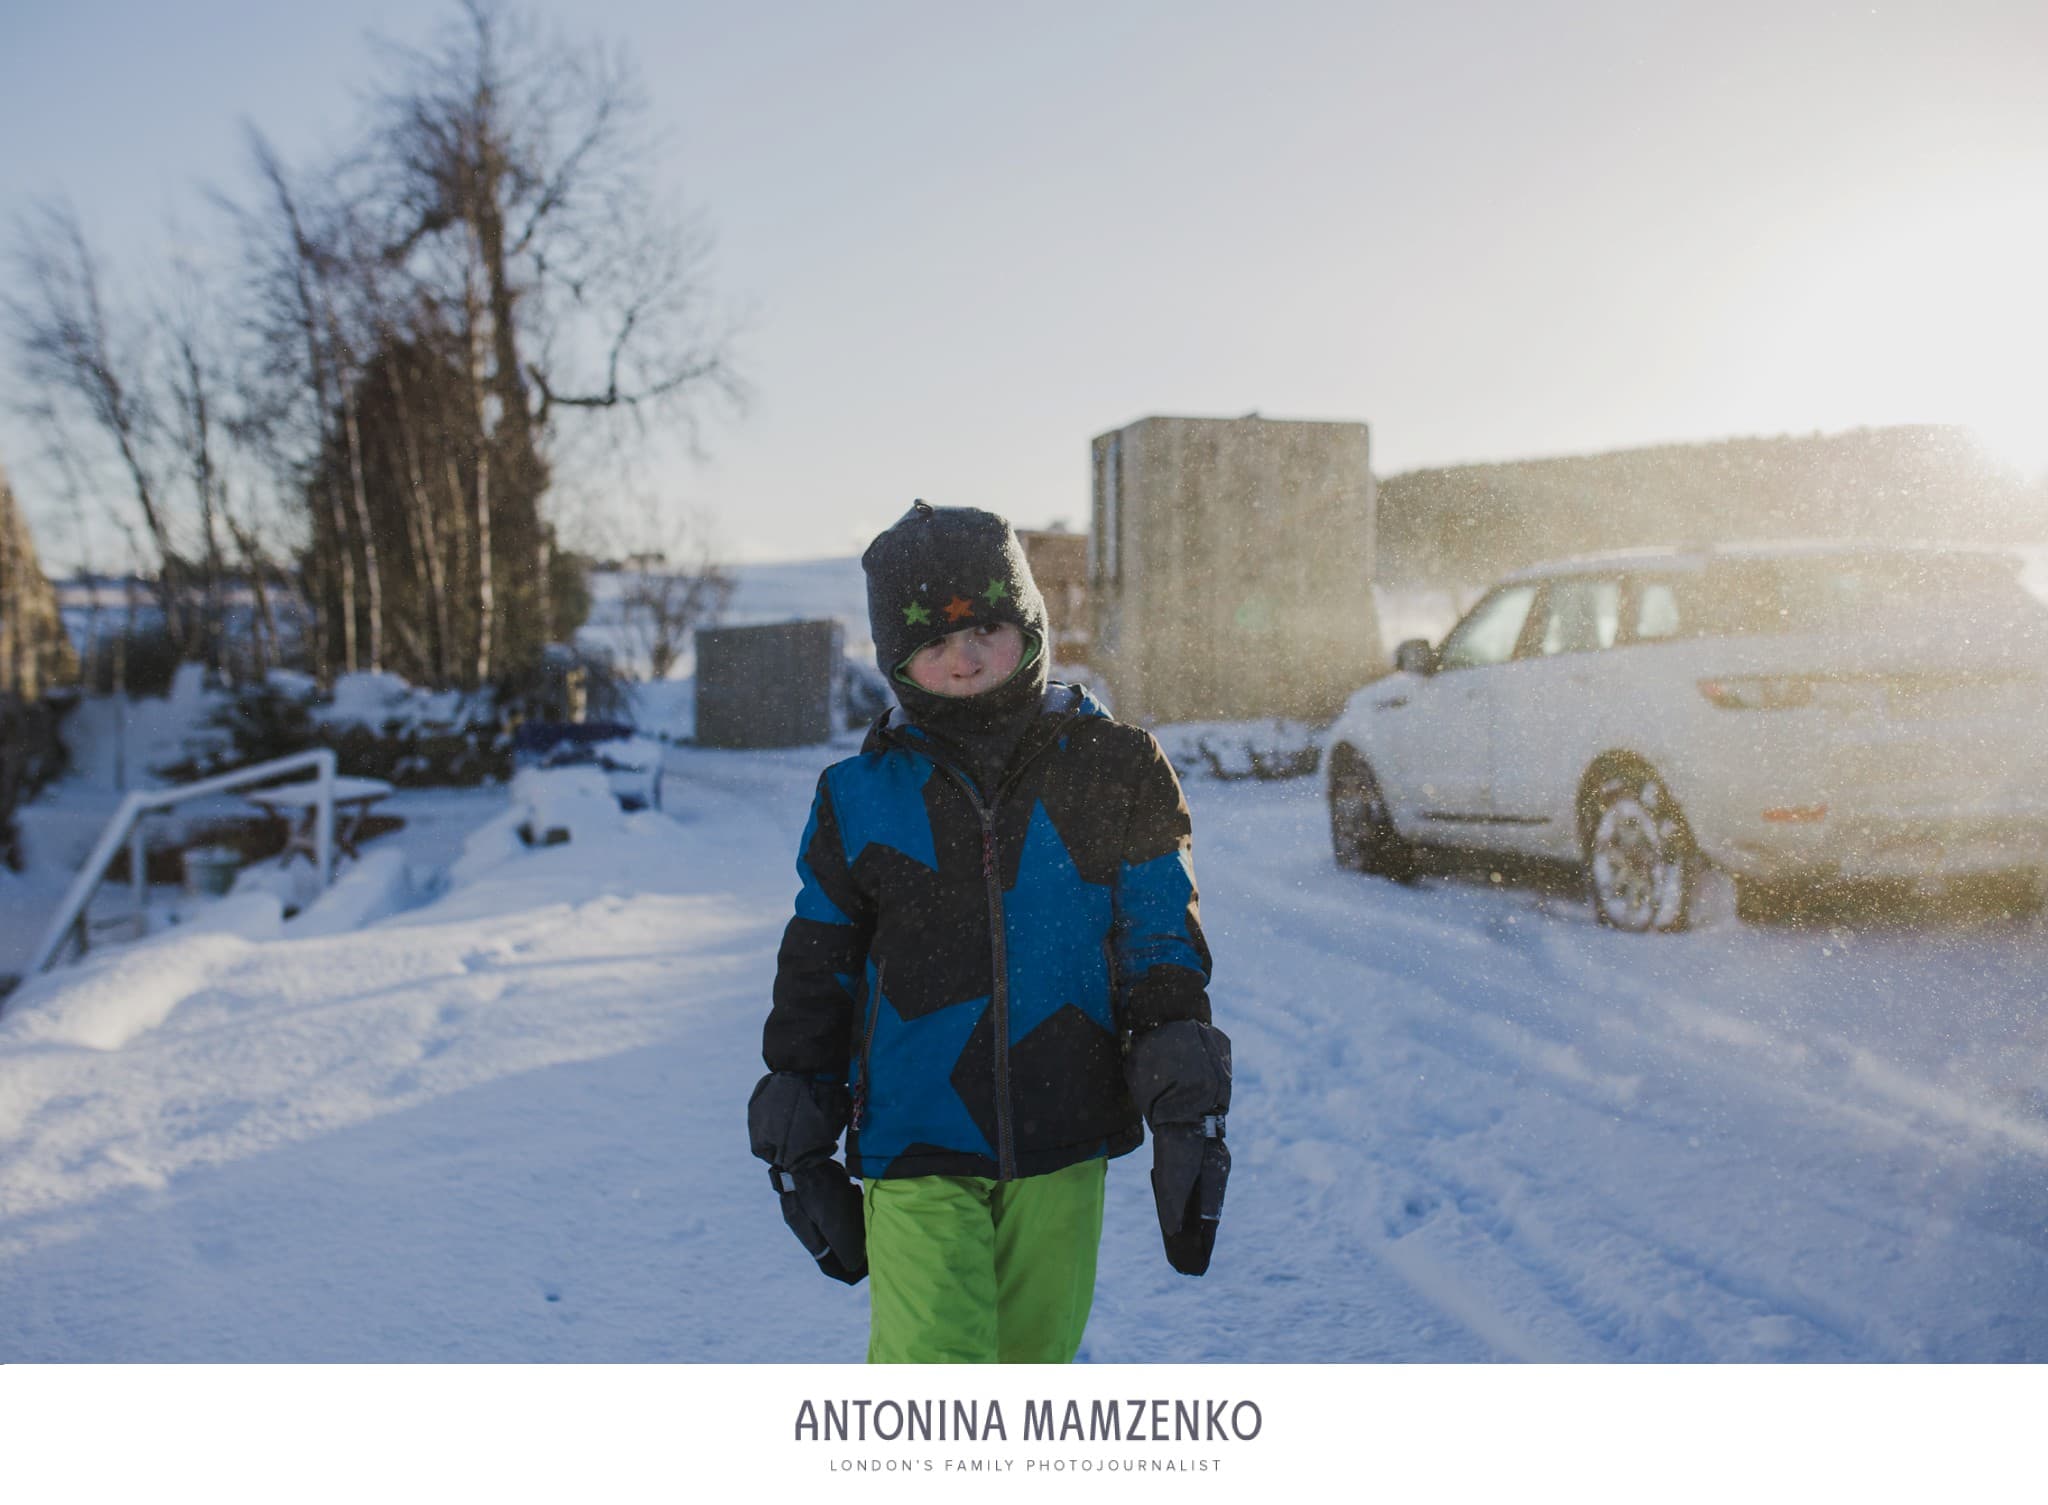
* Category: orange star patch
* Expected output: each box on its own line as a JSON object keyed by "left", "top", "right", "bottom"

{"left": 942, "top": 595, "right": 976, "bottom": 623}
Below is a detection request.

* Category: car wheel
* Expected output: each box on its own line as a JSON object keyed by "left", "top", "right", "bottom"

{"left": 1329, "top": 749, "right": 1415, "bottom": 882}
{"left": 1584, "top": 769, "right": 1695, "bottom": 933}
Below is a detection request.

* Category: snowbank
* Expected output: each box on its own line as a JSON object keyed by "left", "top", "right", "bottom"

{"left": 285, "top": 849, "right": 415, "bottom": 939}
{"left": 457, "top": 767, "right": 625, "bottom": 874}
{"left": 0, "top": 768, "right": 678, "bottom": 1060}
{"left": 626, "top": 678, "right": 695, "bottom": 742}
{"left": 1153, "top": 718, "right": 1324, "bottom": 780}
{"left": 0, "top": 928, "right": 262, "bottom": 1052}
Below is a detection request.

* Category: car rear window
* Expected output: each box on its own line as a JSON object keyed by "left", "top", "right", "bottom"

{"left": 1686, "top": 553, "right": 2043, "bottom": 636}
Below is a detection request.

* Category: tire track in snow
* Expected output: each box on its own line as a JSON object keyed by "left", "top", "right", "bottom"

{"left": 1187, "top": 776, "right": 2048, "bottom": 1359}
{"left": 1224, "top": 879, "right": 1944, "bottom": 1357}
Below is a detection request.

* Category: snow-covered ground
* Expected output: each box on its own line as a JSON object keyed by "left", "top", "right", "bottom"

{"left": 3, "top": 726, "right": 2045, "bottom": 1362}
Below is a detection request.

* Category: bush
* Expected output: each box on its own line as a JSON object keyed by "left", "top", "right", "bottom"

{"left": 493, "top": 644, "right": 630, "bottom": 725}
{"left": 82, "top": 626, "right": 187, "bottom": 697}
{"left": 159, "top": 676, "right": 511, "bottom": 788}
{"left": 1, "top": 692, "right": 73, "bottom": 871}
{"left": 210, "top": 680, "right": 319, "bottom": 765}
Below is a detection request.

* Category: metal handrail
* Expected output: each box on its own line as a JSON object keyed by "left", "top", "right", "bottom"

{"left": 19, "top": 749, "right": 338, "bottom": 982}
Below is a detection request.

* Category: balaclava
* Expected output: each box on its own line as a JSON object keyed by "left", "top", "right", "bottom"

{"left": 861, "top": 501, "right": 1052, "bottom": 778}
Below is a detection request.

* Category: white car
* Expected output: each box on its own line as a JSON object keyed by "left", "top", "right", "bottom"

{"left": 1324, "top": 543, "right": 2048, "bottom": 930}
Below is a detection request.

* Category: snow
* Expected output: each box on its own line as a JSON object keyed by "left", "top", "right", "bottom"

{"left": 57, "top": 662, "right": 224, "bottom": 788}
{"left": 625, "top": 676, "right": 695, "bottom": 743}
{"left": 285, "top": 849, "right": 416, "bottom": 939}
{"left": 479, "top": 766, "right": 628, "bottom": 868}
{"left": 313, "top": 671, "right": 477, "bottom": 734}
{"left": 3, "top": 728, "right": 2046, "bottom": 1362}
{"left": 1151, "top": 719, "right": 1322, "bottom": 781}
{"left": 0, "top": 929, "right": 266, "bottom": 1052}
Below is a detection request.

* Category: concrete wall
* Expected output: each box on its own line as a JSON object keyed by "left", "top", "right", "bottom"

{"left": 1016, "top": 528, "right": 1090, "bottom": 668}
{"left": 1089, "top": 415, "right": 1379, "bottom": 725}
{"left": 693, "top": 619, "right": 843, "bottom": 748}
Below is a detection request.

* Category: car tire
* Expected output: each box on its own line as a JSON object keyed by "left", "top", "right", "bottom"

{"left": 1329, "top": 748, "right": 1416, "bottom": 882}
{"left": 1584, "top": 768, "right": 1696, "bottom": 933}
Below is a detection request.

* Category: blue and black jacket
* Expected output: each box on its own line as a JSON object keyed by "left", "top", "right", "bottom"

{"left": 764, "top": 683, "right": 1212, "bottom": 1181}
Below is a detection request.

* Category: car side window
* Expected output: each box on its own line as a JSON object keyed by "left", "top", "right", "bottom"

{"left": 1632, "top": 578, "right": 1684, "bottom": 641}
{"left": 1532, "top": 578, "right": 1621, "bottom": 656}
{"left": 1437, "top": 584, "right": 1539, "bottom": 672}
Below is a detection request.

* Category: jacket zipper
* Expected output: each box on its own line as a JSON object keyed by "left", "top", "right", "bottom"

{"left": 979, "top": 802, "right": 1013, "bottom": 1180}
{"left": 851, "top": 960, "right": 885, "bottom": 1133}
{"left": 928, "top": 766, "right": 1017, "bottom": 1179}
{"left": 884, "top": 701, "right": 1082, "bottom": 1183}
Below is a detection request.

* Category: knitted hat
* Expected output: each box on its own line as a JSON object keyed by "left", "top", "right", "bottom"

{"left": 861, "top": 501, "right": 1050, "bottom": 728}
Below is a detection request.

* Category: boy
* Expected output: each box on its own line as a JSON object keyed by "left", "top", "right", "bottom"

{"left": 748, "top": 501, "right": 1231, "bottom": 1363}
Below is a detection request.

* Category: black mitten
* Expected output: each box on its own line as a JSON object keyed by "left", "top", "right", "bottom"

{"left": 772, "top": 1159, "right": 868, "bottom": 1285}
{"left": 1125, "top": 1020, "right": 1232, "bottom": 1277}
{"left": 1150, "top": 1126, "right": 1231, "bottom": 1276}
{"left": 748, "top": 1072, "right": 867, "bottom": 1284}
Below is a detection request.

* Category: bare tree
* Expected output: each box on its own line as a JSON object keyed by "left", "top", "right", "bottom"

{"left": 7, "top": 1, "right": 743, "bottom": 694}
{"left": 614, "top": 509, "right": 733, "bottom": 680}
{"left": 237, "top": 132, "right": 393, "bottom": 676}
{"left": 159, "top": 261, "right": 235, "bottom": 672}
{"left": 3, "top": 201, "right": 190, "bottom": 649}
{"left": 367, "top": 0, "right": 743, "bottom": 679}
{"left": 219, "top": 489, "right": 281, "bottom": 678}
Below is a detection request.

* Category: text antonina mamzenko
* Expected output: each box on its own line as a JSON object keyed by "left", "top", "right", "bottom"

{"left": 794, "top": 1397, "right": 1262, "bottom": 1443}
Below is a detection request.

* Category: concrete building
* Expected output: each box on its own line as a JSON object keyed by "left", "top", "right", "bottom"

{"left": 1015, "top": 527, "right": 1090, "bottom": 668}
{"left": 1088, "top": 415, "right": 1379, "bottom": 725}
{"left": 693, "top": 619, "right": 843, "bottom": 748}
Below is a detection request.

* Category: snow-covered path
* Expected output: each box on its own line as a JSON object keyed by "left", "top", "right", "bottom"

{"left": 2, "top": 740, "right": 2044, "bottom": 1361}
{"left": 1190, "top": 780, "right": 2048, "bottom": 1361}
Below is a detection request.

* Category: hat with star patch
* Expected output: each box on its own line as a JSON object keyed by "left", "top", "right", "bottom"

{"left": 861, "top": 500, "right": 1049, "bottom": 690}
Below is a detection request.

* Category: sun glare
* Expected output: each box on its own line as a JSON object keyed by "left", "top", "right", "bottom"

{"left": 1962, "top": 414, "right": 2048, "bottom": 484}
{"left": 1771, "top": 175, "right": 2048, "bottom": 485}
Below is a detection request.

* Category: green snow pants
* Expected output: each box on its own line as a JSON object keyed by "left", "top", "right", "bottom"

{"left": 863, "top": 1157, "right": 1107, "bottom": 1364}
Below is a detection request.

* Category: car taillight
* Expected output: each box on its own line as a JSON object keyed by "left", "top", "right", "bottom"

{"left": 1760, "top": 804, "right": 1828, "bottom": 824}
{"left": 1696, "top": 675, "right": 1815, "bottom": 711}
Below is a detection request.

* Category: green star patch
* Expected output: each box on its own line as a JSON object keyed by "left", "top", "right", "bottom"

{"left": 902, "top": 599, "right": 932, "bottom": 627}
{"left": 983, "top": 577, "right": 1011, "bottom": 605}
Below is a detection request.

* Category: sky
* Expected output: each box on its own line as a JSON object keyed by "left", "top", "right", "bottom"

{"left": 2, "top": 0, "right": 2045, "bottom": 568}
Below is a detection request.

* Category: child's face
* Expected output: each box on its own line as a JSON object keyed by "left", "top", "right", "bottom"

{"left": 903, "top": 621, "right": 1026, "bottom": 697}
